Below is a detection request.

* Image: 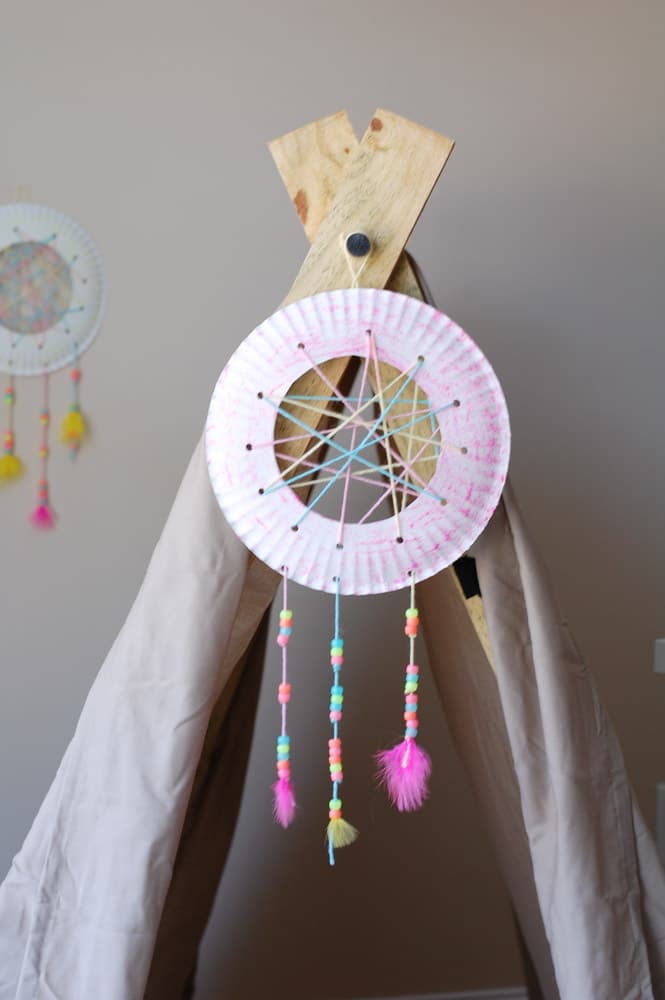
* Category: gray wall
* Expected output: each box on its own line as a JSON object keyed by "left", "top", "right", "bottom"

{"left": 2, "top": 1, "right": 664, "bottom": 998}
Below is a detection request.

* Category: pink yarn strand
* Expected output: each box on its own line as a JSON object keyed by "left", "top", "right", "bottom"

{"left": 376, "top": 572, "right": 432, "bottom": 811}
{"left": 273, "top": 566, "right": 297, "bottom": 828}
{"left": 30, "top": 374, "right": 55, "bottom": 530}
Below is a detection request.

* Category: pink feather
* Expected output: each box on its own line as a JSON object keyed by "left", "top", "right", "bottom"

{"left": 375, "top": 737, "right": 432, "bottom": 812}
{"left": 30, "top": 504, "right": 55, "bottom": 530}
{"left": 272, "top": 777, "right": 297, "bottom": 828}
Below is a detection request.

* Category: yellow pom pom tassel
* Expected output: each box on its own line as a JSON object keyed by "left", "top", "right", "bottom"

{"left": 60, "top": 408, "right": 87, "bottom": 448}
{"left": 0, "top": 453, "right": 24, "bottom": 483}
{"left": 326, "top": 816, "right": 359, "bottom": 850}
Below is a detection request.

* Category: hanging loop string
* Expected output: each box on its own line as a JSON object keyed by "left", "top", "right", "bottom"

{"left": 30, "top": 373, "right": 55, "bottom": 528}
{"left": 341, "top": 231, "right": 372, "bottom": 288}
{"left": 326, "top": 575, "right": 358, "bottom": 865}
{"left": 0, "top": 373, "right": 24, "bottom": 482}
{"left": 273, "top": 565, "right": 296, "bottom": 828}
{"left": 374, "top": 569, "right": 432, "bottom": 811}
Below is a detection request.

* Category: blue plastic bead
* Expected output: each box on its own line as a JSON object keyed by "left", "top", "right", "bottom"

{"left": 331, "top": 684, "right": 343, "bottom": 695}
{"left": 277, "top": 752, "right": 290, "bottom": 761}
{"left": 405, "top": 727, "right": 418, "bottom": 738}
{"left": 277, "top": 735, "right": 290, "bottom": 744}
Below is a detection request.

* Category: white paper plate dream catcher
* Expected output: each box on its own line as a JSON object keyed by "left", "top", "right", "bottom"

{"left": 206, "top": 286, "right": 510, "bottom": 864}
{"left": 0, "top": 203, "right": 105, "bottom": 527}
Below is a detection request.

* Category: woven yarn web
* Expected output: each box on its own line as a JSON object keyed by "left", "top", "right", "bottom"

{"left": 0, "top": 241, "right": 73, "bottom": 334}
{"left": 262, "top": 346, "right": 458, "bottom": 541}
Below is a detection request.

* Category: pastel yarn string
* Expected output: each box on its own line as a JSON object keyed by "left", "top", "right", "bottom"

{"left": 272, "top": 566, "right": 296, "bottom": 828}
{"left": 260, "top": 383, "right": 450, "bottom": 503}
{"left": 60, "top": 346, "right": 86, "bottom": 456}
{"left": 341, "top": 233, "right": 370, "bottom": 288}
{"left": 260, "top": 365, "right": 453, "bottom": 522}
{"left": 326, "top": 575, "right": 358, "bottom": 864}
{"left": 30, "top": 374, "right": 55, "bottom": 529}
{"left": 0, "top": 374, "right": 24, "bottom": 483}
{"left": 259, "top": 358, "right": 424, "bottom": 491}
{"left": 374, "top": 570, "right": 432, "bottom": 811}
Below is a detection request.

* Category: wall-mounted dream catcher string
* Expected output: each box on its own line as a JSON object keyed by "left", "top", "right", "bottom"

{"left": 0, "top": 203, "right": 105, "bottom": 527}
{"left": 206, "top": 283, "right": 510, "bottom": 864}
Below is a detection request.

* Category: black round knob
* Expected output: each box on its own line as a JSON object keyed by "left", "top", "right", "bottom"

{"left": 345, "top": 232, "right": 371, "bottom": 258}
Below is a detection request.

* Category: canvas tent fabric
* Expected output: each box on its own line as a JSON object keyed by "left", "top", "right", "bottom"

{"left": 0, "top": 435, "right": 664, "bottom": 999}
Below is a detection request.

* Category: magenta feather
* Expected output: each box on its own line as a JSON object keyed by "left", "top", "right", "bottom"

{"left": 30, "top": 504, "right": 55, "bottom": 530}
{"left": 272, "top": 777, "right": 297, "bottom": 828}
{"left": 375, "top": 737, "right": 432, "bottom": 812}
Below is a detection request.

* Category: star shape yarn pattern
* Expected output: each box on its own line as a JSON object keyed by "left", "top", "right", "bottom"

{"left": 253, "top": 334, "right": 463, "bottom": 548}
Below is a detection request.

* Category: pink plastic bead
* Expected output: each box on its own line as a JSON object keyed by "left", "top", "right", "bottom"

{"left": 329, "top": 710, "right": 342, "bottom": 722}
{"left": 331, "top": 654, "right": 343, "bottom": 666}
{"left": 276, "top": 634, "right": 289, "bottom": 647}
{"left": 408, "top": 664, "right": 419, "bottom": 674}
{"left": 278, "top": 684, "right": 291, "bottom": 704}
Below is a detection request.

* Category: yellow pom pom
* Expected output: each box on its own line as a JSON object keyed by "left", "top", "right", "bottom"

{"left": 60, "top": 409, "right": 87, "bottom": 446}
{"left": 326, "top": 816, "right": 359, "bottom": 849}
{"left": 0, "top": 453, "right": 24, "bottom": 483}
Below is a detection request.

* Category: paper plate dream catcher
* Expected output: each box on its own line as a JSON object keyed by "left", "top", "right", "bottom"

{"left": 206, "top": 286, "right": 510, "bottom": 863}
{"left": 0, "top": 203, "right": 105, "bottom": 527}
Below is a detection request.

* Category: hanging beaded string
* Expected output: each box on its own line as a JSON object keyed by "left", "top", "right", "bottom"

{"left": 61, "top": 348, "right": 86, "bottom": 457}
{"left": 0, "top": 374, "right": 23, "bottom": 482}
{"left": 30, "top": 374, "right": 55, "bottom": 529}
{"left": 326, "top": 575, "right": 358, "bottom": 865}
{"left": 403, "top": 573, "right": 420, "bottom": 743}
{"left": 375, "top": 571, "right": 432, "bottom": 811}
{"left": 272, "top": 566, "right": 296, "bottom": 828}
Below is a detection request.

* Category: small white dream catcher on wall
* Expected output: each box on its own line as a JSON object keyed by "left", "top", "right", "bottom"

{"left": 206, "top": 272, "right": 510, "bottom": 865}
{"left": 0, "top": 203, "right": 105, "bottom": 527}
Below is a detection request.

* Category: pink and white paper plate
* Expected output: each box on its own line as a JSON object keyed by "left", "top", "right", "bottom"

{"left": 0, "top": 203, "right": 105, "bottom": 376}
{"left": 206, "top": 288, "right": 510, "bottom": 595}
